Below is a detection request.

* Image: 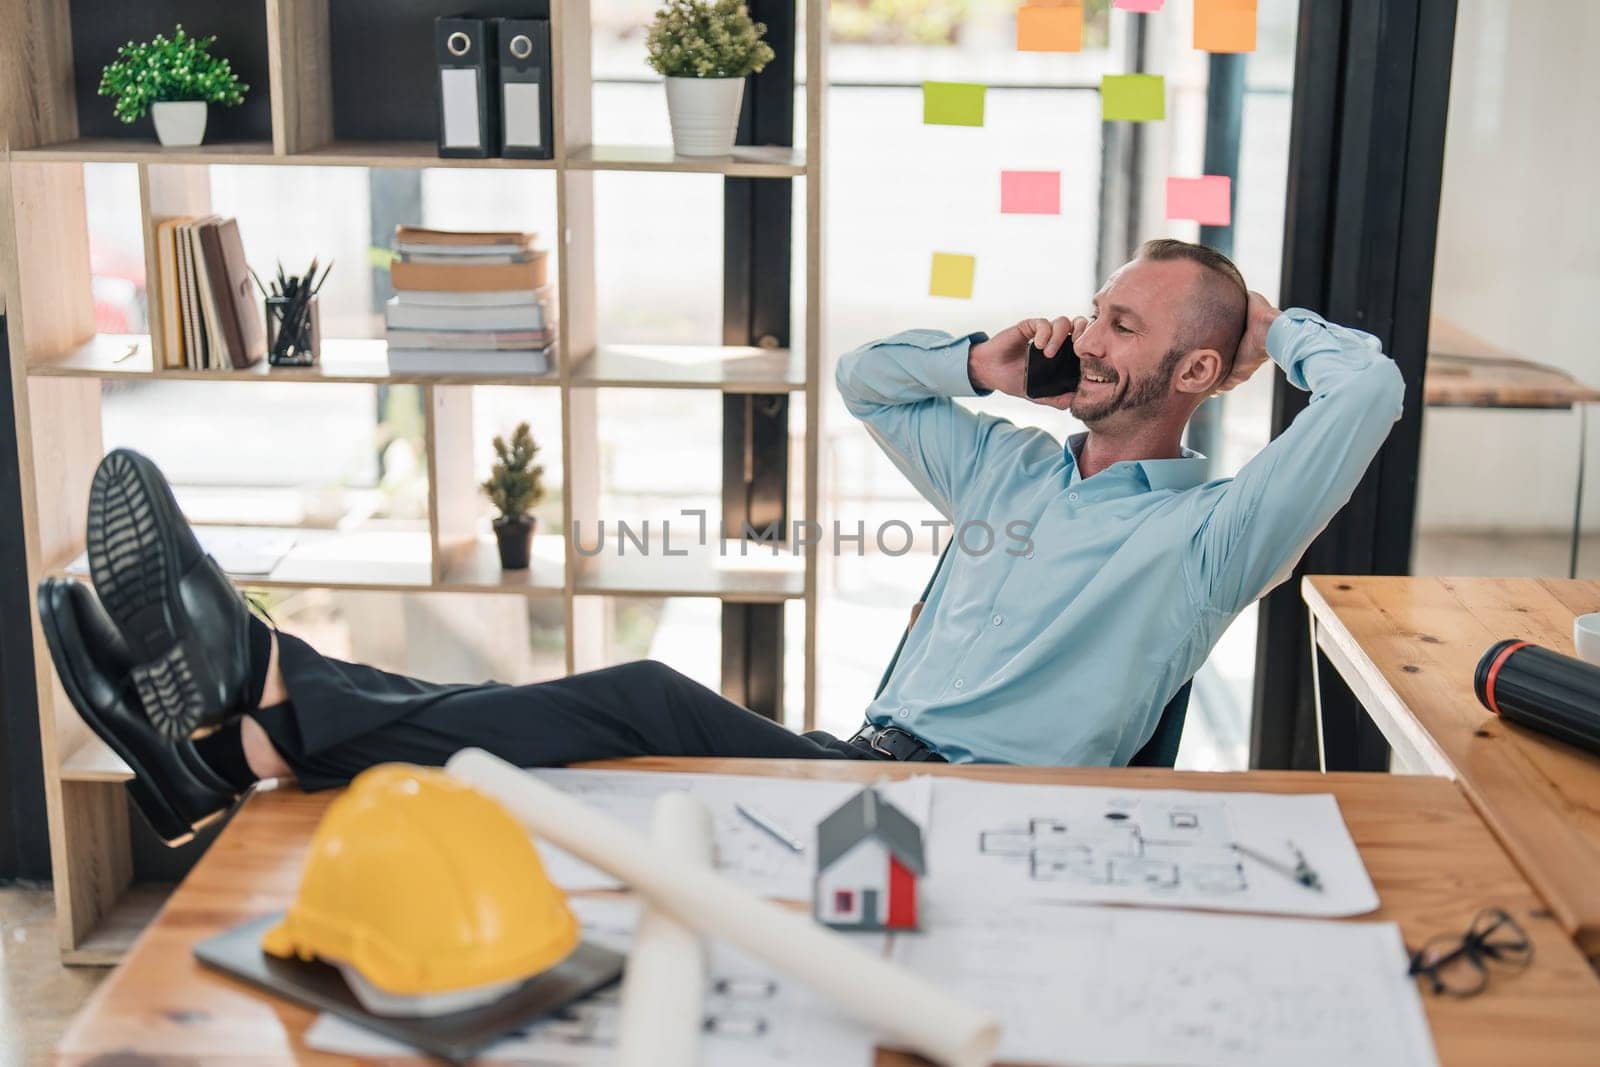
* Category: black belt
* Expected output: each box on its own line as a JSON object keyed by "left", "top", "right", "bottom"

{"left": 850, "top": 723, "right": 948, "bottom": 763}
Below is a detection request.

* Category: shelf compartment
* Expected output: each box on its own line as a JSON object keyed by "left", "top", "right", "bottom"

{"left": 569, "top": 344, "right": 805, "bottom": 393}
{"left": 438, "top": 534, "right": 567, "bottom": 594}
{"left": 575, "top": 537, "right": 806, "bottom": 602}
{"left": 63, "top": 883, "right": 174, "bottom": 966}
{"left": 55, "top": 524, "right": 436, "bottom": 593}
{"left": 28, "top": 335, "right": 562, "bottom": 386}
{"left": 566, "top": 144, "right": 806, "bottom": 177}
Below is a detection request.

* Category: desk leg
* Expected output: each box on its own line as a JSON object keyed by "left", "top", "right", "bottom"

{"left": 1308, "top": 606, "right": 1327, "bottom": 773}
{"left": 1572, "top": 404, "right": 1588, "bottom": 579}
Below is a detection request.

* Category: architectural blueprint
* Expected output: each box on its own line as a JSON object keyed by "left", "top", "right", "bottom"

{"left": 889, "top": 900, "right": 1438, "bottom": 1067}
{"left": 522, "top": 768, "right": 933, "bottom": 901}
{"left": 928, "top": 778, "right": 1379, "bottom": 917}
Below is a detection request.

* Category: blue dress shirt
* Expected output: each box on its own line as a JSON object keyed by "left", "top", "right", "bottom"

{"left": 836, "top": 308, "right": 1405, "bottom": 765}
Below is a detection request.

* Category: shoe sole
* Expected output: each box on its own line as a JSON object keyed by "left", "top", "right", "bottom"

{"left": 87, "top": 451, "right": 206, "bottom": 740}
{"left": 37, "top": 584, "right": 197, "bottom": 847}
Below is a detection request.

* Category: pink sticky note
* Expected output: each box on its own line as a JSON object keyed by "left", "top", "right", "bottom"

{"left": 1114, "top": 0, "right": 1165, "bottom": 11}
{"left": 1166, "top": 176, "right": 1232, "bottom": 225}
{"left": 1001, "top": 170, "right": 1062, "bottom": 215}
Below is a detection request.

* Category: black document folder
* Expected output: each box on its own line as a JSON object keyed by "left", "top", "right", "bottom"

{"left": 434, "top": 16, "right": 497, "bottom": 158}
{"left": 495, "top": 17, "right": 554, "bottom": 160}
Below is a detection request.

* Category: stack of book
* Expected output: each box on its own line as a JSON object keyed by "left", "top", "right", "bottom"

{"left": 153, "top": 216, "right": 267, "bottom": 371}
{"left": 384, "top": 226, "right": 557, "bottom": 376}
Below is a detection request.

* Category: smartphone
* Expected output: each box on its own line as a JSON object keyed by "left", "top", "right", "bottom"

{"left": 1024, "top": 337, "right": 1081, "bottom": 399}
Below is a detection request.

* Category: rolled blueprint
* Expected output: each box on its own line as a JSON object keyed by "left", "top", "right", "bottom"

{"left": 615, "top": 791, "right": 713, "bottom": 1067}
{"left": 447, "top": 748, "right": 1000, "bottom": 1067}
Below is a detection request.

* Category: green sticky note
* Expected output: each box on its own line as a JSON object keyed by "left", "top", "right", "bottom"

{"left": 930, "top": 253, "right": 976, "bottom": 299}
{"left": 923, "top": 81, "right": 986, "bottom": 127}
{"left": 1101, "top": 74, "right": 1165, "bottom": 121}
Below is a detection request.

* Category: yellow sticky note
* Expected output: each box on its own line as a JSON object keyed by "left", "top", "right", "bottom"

{"left": 1101, "top": 74, "right": 1165, "bottom": 121}
{"left": 923, "top": 81, "right": 986, "bottom": 127}
{"left": 1195, "top": 0, "right": 1257, "bottom": 53}
{"left": 930, "top": 253, "right": 976, "bottom": 299}
{"left": 1017, "top": 2, "right": 1083, "bottom": 53}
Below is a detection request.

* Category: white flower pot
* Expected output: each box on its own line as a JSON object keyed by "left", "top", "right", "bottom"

{"left": 151, "top": 101, "right": 208, "bottom": 147}
{"left": 664, "top": 76, "right": 746, "bottom": 157}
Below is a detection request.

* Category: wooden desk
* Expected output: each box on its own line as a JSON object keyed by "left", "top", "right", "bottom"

{"left": 1303, "top": 575, "right": 1600, "bottom": 960}
{"left": 56, "top": 759, "right": 1600, "bottom": 1065}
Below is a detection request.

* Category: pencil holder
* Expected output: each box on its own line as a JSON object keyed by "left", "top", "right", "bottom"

{"left": 266, "top": 295, "right": 320, "bottom": 367}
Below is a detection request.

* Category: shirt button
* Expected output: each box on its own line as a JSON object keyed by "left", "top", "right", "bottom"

{"left": 897, "top": 708, "right": 909, "bottom": 719}
{"left": 954, "top": 679, "right": 965, "bottom": 690}
{"left": 992, "top": 614, "right": 1003, "bottom": 626}
{"left": 1025, "top": 550, "right": 1035, "bottom": 560}
{"left": 1069, "top": 492, "right": 1080, "bottom": 501}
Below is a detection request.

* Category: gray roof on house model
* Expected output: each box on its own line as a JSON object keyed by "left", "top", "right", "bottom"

{"left": 816, "top": 786, "right": 926, "bottom": 874}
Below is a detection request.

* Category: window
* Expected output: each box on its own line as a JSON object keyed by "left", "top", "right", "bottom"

{"left": 834, "top": 889, "right": 856, "bottom": 914}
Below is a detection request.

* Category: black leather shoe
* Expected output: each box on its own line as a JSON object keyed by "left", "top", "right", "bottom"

{"left": 86, "top": 448, "right": 252, "bottom": 739}
{"left": 37, "top": 579, "right": 239, "bottom": 847}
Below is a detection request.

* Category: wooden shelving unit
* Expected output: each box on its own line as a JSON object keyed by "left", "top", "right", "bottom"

{"left": 1, "top": 0, "right": 825, "bottom": 962}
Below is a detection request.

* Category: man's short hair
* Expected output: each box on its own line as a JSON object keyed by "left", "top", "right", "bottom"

{"left": 1137, "top": 238, "right": 1249, "bottom": 370}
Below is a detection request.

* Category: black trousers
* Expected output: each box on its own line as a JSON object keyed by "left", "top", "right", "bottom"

{"left": 251, "top": 632, "right": 886, "bottom": 791}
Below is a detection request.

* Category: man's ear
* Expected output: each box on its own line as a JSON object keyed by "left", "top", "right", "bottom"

{"left": 1173, "top": 348, "right": 1225, "bottom": 396}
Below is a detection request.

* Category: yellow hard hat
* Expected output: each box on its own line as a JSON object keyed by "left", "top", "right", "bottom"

{"left": 261, "top": 764, "right": 579, "bottom": 997}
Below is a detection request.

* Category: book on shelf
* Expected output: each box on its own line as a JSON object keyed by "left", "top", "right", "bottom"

{"left": 389, "top": 253, "right": 548, "bottom": 292}
{"left": 383, "top": 284, "right": 555, "bottom": 330}
{"left": 387, "top": 287, "right": 548, "bottom": 307}
{"left": 159, "top": 214, "right": 265, "bottom": 371}
{"left": 393, "top": 225, "right": 531, "bottom": 246}
{"left": 386, "top": 347, "right": 553, "bottom": 376}
{"left": 386, "top": 328, "right": 554, "bottom": 350}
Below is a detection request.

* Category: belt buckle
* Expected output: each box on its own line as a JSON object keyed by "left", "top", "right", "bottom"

{"left": 867, "top": 727, "right": 901, "bottom": 759}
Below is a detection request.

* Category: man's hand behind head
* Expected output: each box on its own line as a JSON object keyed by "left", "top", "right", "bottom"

{"left": 1214, "top": 291, "right": 1281, "bottom": 395}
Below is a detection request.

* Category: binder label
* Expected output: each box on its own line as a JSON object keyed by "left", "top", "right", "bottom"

{"left": 440, "top": 68, "right": 483, "bottom": 148}
{"left": 504, "top": 82, "right": 543, "bottom": 148}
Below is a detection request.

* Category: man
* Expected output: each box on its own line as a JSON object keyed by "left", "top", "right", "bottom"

{"left": 38, "top": 239, "right": 1403, "bottom": 845}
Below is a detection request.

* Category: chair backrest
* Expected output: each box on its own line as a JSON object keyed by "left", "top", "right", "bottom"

{"left": 874, "top": 542, "right": 1192, "bottom": 767}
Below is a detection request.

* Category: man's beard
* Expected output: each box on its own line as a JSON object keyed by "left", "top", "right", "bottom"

{"left": 1070, "top": 348, "right": 1183, "bottom": 424}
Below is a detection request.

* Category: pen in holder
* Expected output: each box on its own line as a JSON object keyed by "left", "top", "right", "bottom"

{"left": 256, "top": 258, "right": 332, "bottom": 367}
{"left": 266, "top": 294, "right": 320, "bottom": 366}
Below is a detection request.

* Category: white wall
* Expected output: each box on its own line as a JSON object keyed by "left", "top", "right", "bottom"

{"left": 1419, "top": 0, "right": 1600, "bottom": 532}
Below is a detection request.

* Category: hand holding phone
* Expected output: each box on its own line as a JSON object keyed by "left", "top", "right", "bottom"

{"left": 1025, "top": 336, "right": 1081, "bottom": 399}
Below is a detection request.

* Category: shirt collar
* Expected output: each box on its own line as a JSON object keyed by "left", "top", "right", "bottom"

{"left": 1065, "top": 432, "right": 1210, "bottom": 493}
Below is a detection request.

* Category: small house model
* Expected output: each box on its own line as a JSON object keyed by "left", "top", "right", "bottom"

{"left": 814, "top": 786, "right": 925, "bottom": 931}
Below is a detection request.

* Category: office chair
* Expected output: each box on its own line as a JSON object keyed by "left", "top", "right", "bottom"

{"left": 872, "top": 543, "right": 1192, "bottom": 769}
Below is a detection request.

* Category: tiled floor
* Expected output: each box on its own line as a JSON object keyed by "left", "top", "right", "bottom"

{"left": 0, "top": 887, "right": 104, "bottom": 1067}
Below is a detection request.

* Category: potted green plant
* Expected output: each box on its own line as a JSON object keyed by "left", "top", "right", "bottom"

{"left": 645, "top": 0, "right": 776, "bottom": 157}
{"left": 482, "top": 422, "right": 546, "bottom": 570}
{"left": 98, "top": 25, "right": 248, "bottom": 147}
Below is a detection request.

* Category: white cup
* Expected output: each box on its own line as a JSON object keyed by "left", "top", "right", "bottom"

{"left": 1575, "top": 613, "right": 1600, "bottom": 666}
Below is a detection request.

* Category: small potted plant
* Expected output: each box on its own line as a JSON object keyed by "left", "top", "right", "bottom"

{"left": 98, "top": 25, "right": 248, "bottom": 147}
{"left": 645, "top": 0, "right": 776, "bottom": 157}
{"left": 482, "top": 422, "right": 545, "bottom": 571}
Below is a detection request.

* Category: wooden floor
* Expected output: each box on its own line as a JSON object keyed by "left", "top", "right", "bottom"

{"left": 0, "top": 887, "right": 104, "bottom": 1067}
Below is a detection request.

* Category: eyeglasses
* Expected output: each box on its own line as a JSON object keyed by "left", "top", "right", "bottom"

{"left": 1407, "top": 907, "right": 1533, "bottom": 997}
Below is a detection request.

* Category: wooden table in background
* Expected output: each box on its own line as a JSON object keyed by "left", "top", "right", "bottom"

{"left": 1303, "top": 575, "right": 1600, "bottom": 960}
{"left": 1425, "top": 316, "right": 1600, "bottom": 577}
{"left": 56, "top": 758, "right": 1600, "bottom": 1066}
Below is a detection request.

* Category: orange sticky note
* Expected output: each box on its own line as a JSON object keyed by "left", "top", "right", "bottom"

{"left": 1001, "top": 170, "right": 1062, "bottom": 215}
{"left": 1195, "top": 0, "right": 1257, "bottom": 53}
{"left": 930, "top": 253, "right": 976, "bottom": 299}
{"left": 1166, "top": 176, "right": 1232, "bottom": 225}
{"left": 1017, "top": 2, "right": 1083, "bottom": 52}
